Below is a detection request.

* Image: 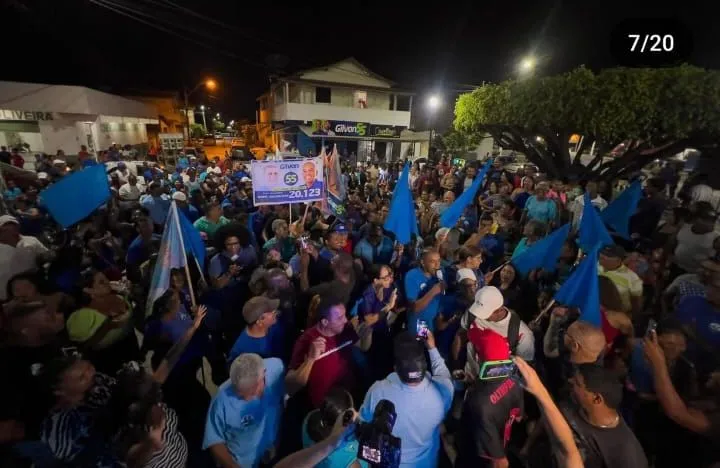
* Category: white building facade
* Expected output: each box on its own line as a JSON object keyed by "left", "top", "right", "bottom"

{"left": 258, "top": 58, "right": 428, "bottom": 162}
{"left": 0, "top": 81, "right": 158, "bottom": 156}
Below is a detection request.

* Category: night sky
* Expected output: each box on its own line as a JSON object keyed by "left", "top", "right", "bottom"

{"left": 3, "top": 0, "right": 719, "bottom": 129}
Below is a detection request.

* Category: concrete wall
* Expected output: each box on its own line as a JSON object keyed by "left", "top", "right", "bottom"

{"left": 39, "top": 119, "right": 85, "bottom": 154}
{"left": 274, "top": 103, "right": 411, "bottom": 127}
{"left": 96, "top": 120, "right": 148, "bottom": 147}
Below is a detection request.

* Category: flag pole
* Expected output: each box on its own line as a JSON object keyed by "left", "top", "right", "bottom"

{"left": 289, "top": 203, "right": 293, "bottom": 225}
{"left": 300, "top": 202, "right": 311, "bottom": 229}
{"left": 172, "top": 202, "right": 197, "bottom": 308}
{"left": 530, "top": 299, "right": 556, "bottom": 328}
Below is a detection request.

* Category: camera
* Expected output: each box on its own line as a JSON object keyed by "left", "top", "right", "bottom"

{"left": 355, "top": 399, "right": 402, "bottom": 468}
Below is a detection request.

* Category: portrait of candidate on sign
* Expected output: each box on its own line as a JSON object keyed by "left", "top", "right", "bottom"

{"left": 250, "top": 157, "right": 325, "bottom": 206}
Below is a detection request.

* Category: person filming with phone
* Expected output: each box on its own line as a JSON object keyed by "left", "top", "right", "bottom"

{"left": 455, "top": 327, "right": 525, "bottom": 468}
{"left": 358, "top": 330, "right": 453, "bottom": 468}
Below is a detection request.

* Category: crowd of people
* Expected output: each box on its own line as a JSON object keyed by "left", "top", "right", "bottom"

{"left": 1, "top": 147, "right": 720, "bottom": 468}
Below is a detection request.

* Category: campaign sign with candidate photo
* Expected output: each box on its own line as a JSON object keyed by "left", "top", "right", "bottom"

{"left": 250, "top": 157, "right": 325, "bottom": 205}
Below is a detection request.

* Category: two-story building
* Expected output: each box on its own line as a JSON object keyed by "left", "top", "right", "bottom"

{"left": 257, "top": 58, "right": 429, "bottom": 162}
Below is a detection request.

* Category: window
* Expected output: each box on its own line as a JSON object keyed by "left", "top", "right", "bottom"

{"left": 396, "top": 95, "right": 411, "bottom": 111}
{"left": 353, "top": 90, "right": 367, "bottom": 108}
{"left": 315, "top": 87, "right": 331, "bottom": 103}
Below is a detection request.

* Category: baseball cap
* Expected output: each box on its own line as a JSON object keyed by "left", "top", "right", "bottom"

{"left": 242, "top": 296, "right": 280, "bottom": 324}
{"left": 601, "top": 244, "right": 626, "bottom": 259}
{"left": 37, "top": 172, "right": 49, "bottom": 180}
{"left": 467, "top": 325, "right": 511, "bottom": 362}
{"left": 456, "top": 268, "right": 477, "bottom": 283}
{"left": 393, "top": 332, "right": 427, "bottom": 383}
{"left": 52, "top": 159, "right": 65, "bottom": 165}
{"left": 468, "top": 286, "right": 504, "bottom": 320}
{"left": 171, "top": 191, "right": 187, "bottom": 202}
{"left": 0, "top": 215, "right": 20, "bottom": 226}
{"left": 240, "top": 176, "right": 251, "bottom": 183}
{"left": 329, "top": 223, "right": 348, "bottom": 234}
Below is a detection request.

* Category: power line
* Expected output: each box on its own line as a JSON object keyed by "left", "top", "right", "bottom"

{"left": 89, "top": 0, "right": 267, "bottom": 69}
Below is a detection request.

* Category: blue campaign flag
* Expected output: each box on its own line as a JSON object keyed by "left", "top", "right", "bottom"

{"left": 578, "top": 191, "right": 613, "bottom": 252}
{"left": 600, "top": 180, "right": 642, "bottom": 239}
{"left": 146, "top": 202, "right": 204, "bottom": 315}
{"left": 40, "top": 164, "right": 110, "bottom": 228}
{"left": 511, "top": 223, "right": 571, "bottom": 276}
{"left": 177, "top": 205, "right": 205, "bottom": 267}
{"left": 384, "top": 162, "right": 419, "bottom": 244}
{"left": 554, "top": 246, "right": 601, "bottom": 326}
{"left": 440, "top": 159, "right": 493, "bottom": 228}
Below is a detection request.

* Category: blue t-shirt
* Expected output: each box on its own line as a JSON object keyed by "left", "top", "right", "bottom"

{"left": 359, "top": 350, "right": 453, "bottom": 468}
{"left": 140, "top": 194, "right": 171, "bottom": 225}
{"left": 203, "top": 358, "right": 285, "bottom": 468}
{"left": 179, "top": 204, "right": 200, "bottom": 223}
{"left": 628, "top": 342, "right": 654, "bottom": 394}
{"left": 404, "top": 267, "right": 442, "bottom": 334}
{"left": 3, "top": 187, "right": 21, "bottom": 200}
{"left": 227, "top": 325, "right": 283, "bottom": 364}
{"left": 524, "top": 195, "right": 557, "bottom": 224}
{"left": 512, "top": 237, "right": 534, "bottom": 259}
{"left": 677, "top": 295, "right": 720, "bottom": 373}
{"left": 301, "top": 411, "right": 368, "bottom": 468}
{"left": 435, "top": 294, "right": 466, "bottom": 358}
{"left": 353, "top": 237, "right": 394, "bottom": 265}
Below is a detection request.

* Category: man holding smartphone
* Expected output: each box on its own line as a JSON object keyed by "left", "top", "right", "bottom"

{"left": 455, "top": 331, "right": 524, "bottom": 468}
{"left": 359, "top": 331, "right": 453, "bottom": 467}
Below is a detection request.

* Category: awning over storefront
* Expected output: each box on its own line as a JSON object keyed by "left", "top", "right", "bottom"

{"left": 0, "top": 81, "right": 157, "bottom": 120}
{"left": 298, "top": 125, "right": 428, "bottom": 142}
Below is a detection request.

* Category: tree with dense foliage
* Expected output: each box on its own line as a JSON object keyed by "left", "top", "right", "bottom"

{"left": 454, "top": 65, "right": 720, "bottom": 180}
{"left": 436, "top": 128, "right": 482, "bottom": 156}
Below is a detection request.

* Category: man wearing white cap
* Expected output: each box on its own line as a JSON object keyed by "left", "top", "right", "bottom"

{"left": 172, "top": 191, "right": 200, "bottom": 223}
{"left": 0, "top": 215, "right": 50, "bottom": 301}
{"left": 455, "top": 286, "right": 534, "bottom": 380}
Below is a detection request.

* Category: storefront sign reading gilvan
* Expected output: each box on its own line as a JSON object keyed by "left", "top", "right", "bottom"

{"left": 0, "top": 109, "right": 54, "bottom": 121}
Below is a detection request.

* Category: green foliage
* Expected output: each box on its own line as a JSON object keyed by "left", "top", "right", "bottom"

{"left": 189, "top": 123, "right": 204, "bottom": 139}
{"left": 213, "top": 119, "right": 226, "bottom": 132}
{"left": 454, "top": 65, "right": 720, "bottom": 178}
{"left": 437, "top": 128, "right": 482, "bottom": 154}
{"left": 456, "top": 65, "right": 720, "bottom": 144}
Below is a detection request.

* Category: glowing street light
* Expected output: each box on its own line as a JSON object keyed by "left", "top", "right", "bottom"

{"left": 184, "top": 78, "right": 217, "bottom": 140}
{"left": 216, "top": 113, "right": 221, "bottom": 119}
{"left": 519, "top": 56, "right": 537, "bottom": 74}
{"left": 427, "top": 94, "right": 441, "bottom": 110}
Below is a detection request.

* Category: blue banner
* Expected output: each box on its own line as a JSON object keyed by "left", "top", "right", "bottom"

{"left": 250, "top": 156, "right": 325, "bottom": 206}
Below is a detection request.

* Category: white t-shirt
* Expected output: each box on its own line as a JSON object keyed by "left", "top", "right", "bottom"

{"left": 0, "top": 236, "right": 47, "bottom": 301}
{"left": 119, "top": 183, "right": 142, "bottom": 201}
{"left": 571, "top": 194, "right": 608, "bottom": 227}
{"left": 674, "top": 224, "right": 719, "bottom": 273}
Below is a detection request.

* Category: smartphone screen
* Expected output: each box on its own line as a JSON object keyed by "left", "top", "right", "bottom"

{"left": 416, "top": 320, "right": 429, "bottom": 339}
{"left": 646, "top": 319, "right": 658, "bottom": 338}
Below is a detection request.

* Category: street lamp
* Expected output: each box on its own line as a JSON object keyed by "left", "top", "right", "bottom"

{"left": 518, "top": 56, "right": 536, "bottom": 75}
{"left": 426, "top": 94, "right": 442, "bottom": 160}
{"left": 199, "top": 105, "right": 208, "bottom": 133}
{"left": 183, "top": 78, "right": 217, "bottom": 140}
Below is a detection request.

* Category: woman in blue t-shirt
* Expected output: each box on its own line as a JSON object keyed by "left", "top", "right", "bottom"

{"left": 302, "top": 388, "right": 368, "bottom": 468}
